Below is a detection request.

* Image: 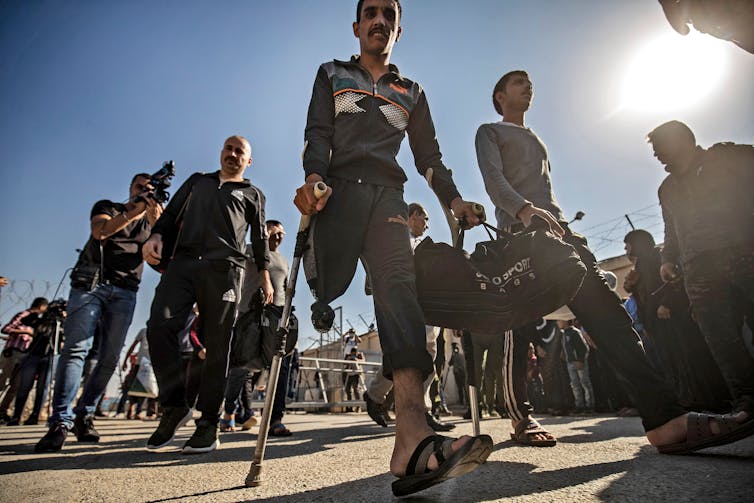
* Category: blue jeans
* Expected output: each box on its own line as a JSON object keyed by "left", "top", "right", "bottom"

{"left": 50, "top": 285, "right": 137, "bottom": 427}
{"left": 13, "top": 353, "right": 52, "bottom": 420}
{"left": 566, "top": 361, "right": 594, "bottom": 410}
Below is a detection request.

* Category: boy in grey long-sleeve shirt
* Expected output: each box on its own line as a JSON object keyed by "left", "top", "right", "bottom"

{"left": 475, "top": 121, "right": 564, "bottom": 230}
{"left": 472, "top": 69, "right": 745, "bottom": 455}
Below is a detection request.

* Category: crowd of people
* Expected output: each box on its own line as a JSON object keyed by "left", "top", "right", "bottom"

{"left": 0, "top": 0, "right": 752, "bottom": 497}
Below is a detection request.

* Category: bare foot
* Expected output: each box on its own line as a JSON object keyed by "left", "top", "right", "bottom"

{"left": 389, "top": 367, "right": 474, "bottom": 477}
{"left": 646, "top": 411, "right": 751, "bottom": 447}
{"left": 390, "top": 431, "right": 473, "bottom": 477}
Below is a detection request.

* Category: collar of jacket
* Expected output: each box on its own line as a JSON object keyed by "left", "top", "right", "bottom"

{"left": 335, "top": 55, "right": 406, "bottom": 83}
{"left": 207, "top": 170, "right": 252, "bottom": 187}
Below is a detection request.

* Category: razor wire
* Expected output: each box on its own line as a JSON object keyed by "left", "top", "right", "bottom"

{"left": 0, "top": 279, "right": 70, "bottom": 325}
{"left": 570, "top": 202, "right": 665, "bottom": 259}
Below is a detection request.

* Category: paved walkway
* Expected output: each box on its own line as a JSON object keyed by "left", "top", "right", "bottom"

{"left": 1, "top": 412, "right": 753, "bottom": 502}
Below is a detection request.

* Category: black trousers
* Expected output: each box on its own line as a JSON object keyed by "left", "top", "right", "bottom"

{"left": 684, "top": 246, "right": 754, "bottom": 406}
{"left": 563, "top": 232, "right": 685, "bottom": 430}
{"left": 306, "top": 178, "right": 433, "bottom": 379}
{"left": 147, "top": 258, "right": 241, "bottom": 424}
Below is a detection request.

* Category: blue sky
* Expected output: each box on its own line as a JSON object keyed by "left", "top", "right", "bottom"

{"left": 1, "top": 0, "right": 753, "bottom": 353}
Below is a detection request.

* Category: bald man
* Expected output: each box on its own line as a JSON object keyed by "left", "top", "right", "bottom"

{"left": 143, "top": 135, "right": 272, "bottom": 454}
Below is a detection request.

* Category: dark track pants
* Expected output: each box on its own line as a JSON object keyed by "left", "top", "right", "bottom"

{"left": 501, "top": 328, "right": 535, "bottom": 422}
{"left": 563, "top": 232, "right": 685, "bottom": 431}
{"left": 305, "top": 178, "right": 433, "bottom": 379}
{"left": 147, "top": 258, "right": 241, "bottom": 424}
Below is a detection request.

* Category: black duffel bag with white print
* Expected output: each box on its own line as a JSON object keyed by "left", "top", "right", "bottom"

{"left": 414, "top": 218, "right": 587, "bottom": 333}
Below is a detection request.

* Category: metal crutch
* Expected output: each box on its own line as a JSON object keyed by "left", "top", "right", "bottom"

{"left": 423, "top": 168, "right": 485, "bottom": 437}
{"left": 246, "top": 181, "right": 328, "bottom": 487}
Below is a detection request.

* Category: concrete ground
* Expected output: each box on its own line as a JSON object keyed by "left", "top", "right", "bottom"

{"left": 1, "top": 412, "right": 753, "bottom": 502}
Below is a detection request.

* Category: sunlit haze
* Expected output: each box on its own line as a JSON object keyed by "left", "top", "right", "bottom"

{"left": 621, "top": 32, "right": 728, "bottom": 112}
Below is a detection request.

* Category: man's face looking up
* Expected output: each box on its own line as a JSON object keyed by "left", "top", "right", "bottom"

{"left": 267, "top": 223, "right": 285, "bottom": 252}
{"left": 497, "top": 74, "right": 533, "bottom": 113}
{"left": 408, "top": 210, "right": 428, "bottom": 238}
{"left": 353, "top": 0, "right": 401, "bottom": 57}
{"left": 220, "top": 137, "right": 252, "bottom": 176}
{"left": 130, "top": 175, "right": 152, "bottom": 203}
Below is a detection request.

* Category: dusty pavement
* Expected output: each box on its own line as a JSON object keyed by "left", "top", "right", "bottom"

{"left": 1, "top": 412, "right": 753, "bottom": 502}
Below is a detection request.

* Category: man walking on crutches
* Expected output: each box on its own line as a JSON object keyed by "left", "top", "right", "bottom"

{"left": 288, "top": 1, "right": 492, "bottom": 496}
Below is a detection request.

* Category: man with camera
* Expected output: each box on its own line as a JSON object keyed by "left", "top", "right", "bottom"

{"left": 35, "top": 173, "right": 161, "bottom": 452}
{"left": 1, "top": 297, "right": 49, "bottom": 424}
{"left": 142, "top": 135, "right": 272, "bottom": 454}
{"left": 8, "top": 299, "right": 66, "bottom": 426}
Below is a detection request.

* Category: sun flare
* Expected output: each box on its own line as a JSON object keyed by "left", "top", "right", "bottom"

{"left": 621, "top": 32, "right": 728, "bottom": 112}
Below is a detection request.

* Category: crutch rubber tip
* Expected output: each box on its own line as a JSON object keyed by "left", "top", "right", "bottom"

{"left": 245, "top": 464, "right": 263, "bottom": 487}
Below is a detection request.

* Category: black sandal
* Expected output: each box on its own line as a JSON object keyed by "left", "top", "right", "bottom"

{"left": 392, "top": 434, "right": 493, "bottom": 497}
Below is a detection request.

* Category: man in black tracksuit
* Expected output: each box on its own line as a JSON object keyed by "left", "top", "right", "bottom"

{"left": 143, "top": 135, "right": 272, "bottom": 454}
{"left": 293, "top": 1, "right": 491, "bottom": 496}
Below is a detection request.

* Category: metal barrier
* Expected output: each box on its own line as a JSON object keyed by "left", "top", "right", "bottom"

{"left": 253, "top": 355, "right": 382, "bottom": 411}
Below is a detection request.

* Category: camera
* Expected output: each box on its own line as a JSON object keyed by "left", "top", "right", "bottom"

{"left": 43, "top": 298, "right": 67, "bottom": 322}
{"left": 135, "top": 160, "right": 176, "bottom": 204}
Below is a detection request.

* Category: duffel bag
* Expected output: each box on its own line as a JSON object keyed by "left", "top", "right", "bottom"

{"left": 414, "top": 220, "right": 587, "bottom": 332}
{"left": 230, "top": 302, "right": 298, "bottom": 372}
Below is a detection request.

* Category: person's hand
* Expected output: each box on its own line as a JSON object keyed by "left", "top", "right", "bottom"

{"left": 574, "top": 361, "right": 585, "bottom": 371}
{"left": 198, "top": 348, "right": 206, "bottom": 360}
{"left": 142, "top": 234, "right": 163, "bottom": 265}
{"left": 517, "top": 203, "right": 565, "bottom": 237}
{"left": 260, "top": 272, "right": 274, "bottom": 305}
{"left": 144, "top": 197, "right": 163, "bottom": 225}
{"left": 294, "top": 175, "right": 332, "bottom": 215}
{"left": 657, "top": 305, "right": 671, "bottom": 320}
{"left": 660, "top": 262, "right": 680, "bottom": 283}
{"left": 450, "top": 198, "right": 484, "bottom": 229}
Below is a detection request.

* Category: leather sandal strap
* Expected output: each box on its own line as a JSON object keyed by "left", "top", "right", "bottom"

{"left": 406, "top": 435, "right": 438, "bottom": 476}
{"left": 516, "top": 419, "right": 547, "bottom": 436}
{"left": 405, "top": 435, "right": 454, "bottom": 476}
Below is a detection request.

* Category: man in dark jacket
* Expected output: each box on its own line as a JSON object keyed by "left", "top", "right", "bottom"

{"left": 294, "top": 0, "right": 491, "bottom": 496}
{"left": 650, "top": 120, "right": 754, "bottom": 421}
{"left": 142, "top": 135, "right": 272, "bottom": 454}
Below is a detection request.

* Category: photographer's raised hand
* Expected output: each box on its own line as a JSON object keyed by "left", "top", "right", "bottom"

{"left": 144, "top": 197, "right": 163, "bottom": 226}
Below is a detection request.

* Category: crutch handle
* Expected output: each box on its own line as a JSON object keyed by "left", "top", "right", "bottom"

{"left": 297, "top": 182, "right": 330, "bottom": 232}
{"left": 313, "top": 181, "right": 328, "bottom": 199}
{"left": 471, "top": 203, "right": 486, "bottom": 219}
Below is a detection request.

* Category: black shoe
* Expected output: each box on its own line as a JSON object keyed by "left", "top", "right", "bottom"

{"left": 35, "top": 424, "right": 69, "bottom": 452}
{"left": 0, "top": 413, "right": 10, "bottom": 425}
{"left": 6, "top": 417, "right": 19, "bottom": 426}
{"left": 146, "top": 406, "right": 192, "bottom": 450}
{"left": 73, "top": 414, "right": 100, "bottom": 442}
{"left": 364, "top": 392, "right": 389, "bottom": 427}
{"left": 182, "top": 419, "right": 219, "bottom": 454}
{"left": 23, "top": 415, "right": 39, "bottom": 426}
{"left": 425, "top": 411, "right": 456, "bottom": 432}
